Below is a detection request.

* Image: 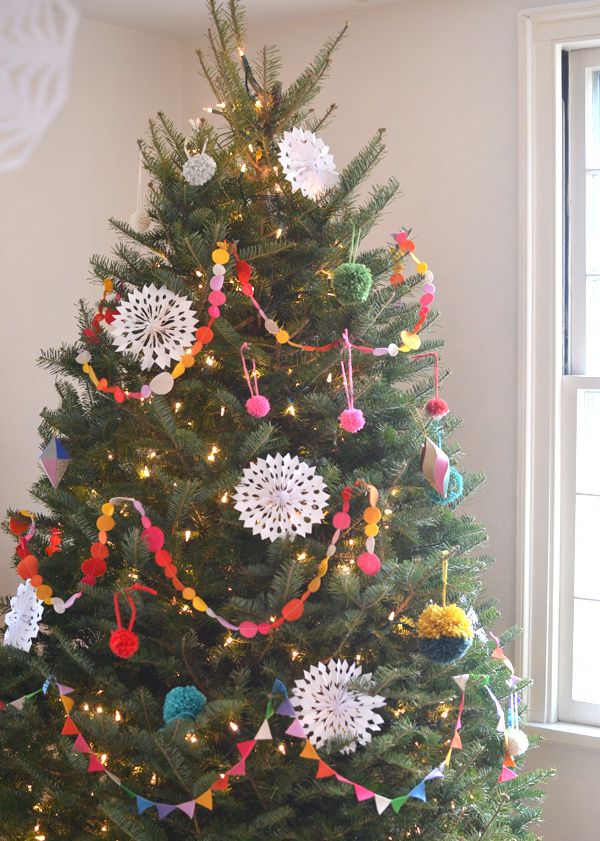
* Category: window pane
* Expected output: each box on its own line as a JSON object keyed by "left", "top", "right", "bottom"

{"left": 576, "top": 389, "right": 600, "bottom": 494}
{"left": 587, "top": 69, "right": 600, "bottom": 170}
{"left": 574, "top": 495, "right": 600, "bottom": 599}
{"left": 586, "top": 276, "right": 600, "bottom": 373}
{"left": 586, "top": 171, "right": 600, "bottom": 275}
{"left": 572, "top": 598, "right": 600, "bottom": 704}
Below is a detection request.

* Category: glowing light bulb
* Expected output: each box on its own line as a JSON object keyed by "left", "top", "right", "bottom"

{"left": 184, "top": 530, "right": 192, "bottom": 542}
{"left": 255, "top": 99, "right": 262, "bottom": 110}
{"left": 114, "top": 710, "right": 121, "bottom": 722}
{"left": 388, "top": 611, "right": 396, "bottom": 621}
{"left": 96, "top": 705, "right": 103, "bottom": 714}
{"left": 237, "top": 46, "right": 244, "bottom": 57}
{"left": 83, "top": 703, "right": 89, "bottom": 712}
{"left": 224, "top": 635, "right": 233, "bottom": 646}
{"left": 326, "top": 372, "right": 333, "bottom": 383}
{"left": 140, "top": 465, "right": 150, "bottom": 479}
{"left": 277, "top": 743, "right": 286, "bottom": 754}
{"left": 291, "top": 649, "right": 299, "bottom": 660}
{"left": 221, "top": 492, "right": 229, "bottom": 503}
{"left": 285, "top": 404, "right": 296, "bottom": 417}
{"left": 174, "top": 401, "right": 182, "bottom": 412}
{"left": 240, "top": 163, "right": 247, "bottom": 173}
{"left": 248, "top": 143, "right": 254, "bottom": 152}
{"left": 229, "top": 721, "right": 239, "bottom": 732}
{"left": 205, "top": 355, "right": 215, "bottom": 367}
{"left": 220, "top": 405, "right": 226, "bottom": 416}
{"left": 100, "top": 754, "right": 108, "bottom": 765}
{"left": 276, "top": 227, "right": 283, "bottom": 239}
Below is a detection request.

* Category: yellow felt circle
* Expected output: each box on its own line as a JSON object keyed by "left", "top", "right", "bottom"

{"left": 416, "top": 261, "right": 428, "bottom": 274}
{"left": 307, "top": 577, "right": 322, "bottom": 593}
{"left": 192, "top": 595, "right": 208, "bottom": 612}
{"left": 276, "top": 329, "right": 290, "bottom": 344}
{"left": 172, "top": 362, "right": 186, "bottom": 379}
{"left": 212, "top": 248, "right": 229, "bottom": 265}
{"left": 101, "top": 503, "right": 114, "bottom": 517}
{"left": 364, "top": 523, "right": 379, "bottom": 537}
{"left": 36, "top": 584, "right": 53, "bottom": 601}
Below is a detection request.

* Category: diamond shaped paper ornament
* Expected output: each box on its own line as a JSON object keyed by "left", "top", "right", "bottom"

{"left": 39, "top": 436, "right": 70, "bottom": 488}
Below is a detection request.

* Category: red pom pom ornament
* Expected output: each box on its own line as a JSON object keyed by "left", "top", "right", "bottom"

{"left": 109, "top": 628, "right": 139, "bottom": 659}
{"left": 426, "top": 398, "right": 449, "bottom": 418}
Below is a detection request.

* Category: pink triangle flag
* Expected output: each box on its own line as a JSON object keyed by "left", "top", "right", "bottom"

{"left": 228, "top": 759, "right": 246, "bottom": 776}
{"left": 254, "top": 719, "right": 272, "bottom": 740}
{"left": 498, "top": 765, "right": 518, "bottom": 783}
{"left": 335, "top": 773, "right": 352, "bottom": 785}
{"left": 87, "top": 755, "right": 105, "bottom": 773}
{"left": 450, "top": 731, "right": 462, "bottom": 749}
{"left": 176, "top": 801, "right": 196, "bottom": 818}
{"left": 285, "top": 718, "right": 306, "bottom": 739}
{"left": 237, "top": 740, "right": 256, "bottom": 760}
{"left": 354, "top": 784, "right": 375, "bottom": 802}
{"left": 73, "top": 734, "right": 91, "bottom": 754}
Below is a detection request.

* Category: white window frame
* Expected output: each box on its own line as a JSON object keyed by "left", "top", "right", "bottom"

{"left": 518, "top": 1, "right": 600, "bottom": 746}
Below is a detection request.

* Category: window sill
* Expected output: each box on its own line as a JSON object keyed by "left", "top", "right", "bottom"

{"left": 528, "top": 721, "right": 600, "bottom": 751}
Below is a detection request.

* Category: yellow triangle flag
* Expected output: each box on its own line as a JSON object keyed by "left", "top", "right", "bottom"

{"left": 196, "top": 789, "right": 213, "bottom": 811}
{"left": 299, "top": 741, "right": 320, "bottom": 761}
{"left": 60, "top": 695, "right": 75, "bottom": 714}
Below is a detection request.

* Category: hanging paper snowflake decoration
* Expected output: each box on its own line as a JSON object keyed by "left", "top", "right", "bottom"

{"left": 277, "top": 127, "right": 339, "bottom": 200}
{"left": 233, "top": 453, "right": 329, "bottom": 542}
{"left": 291, "top": 660, "right": 386, "bottom": 754}
{"left": 3, "top": 580, "right": 44, "bottom": 652}
{"left": 109, "top": 284, "right": 198, "bottom": 370}
{"left": 0, "top": 0, "right": 79, "bottom": 172}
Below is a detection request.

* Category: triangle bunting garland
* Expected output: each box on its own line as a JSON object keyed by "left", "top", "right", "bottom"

{"left": 195, "top": 789, "right": 213, "bottom": 811}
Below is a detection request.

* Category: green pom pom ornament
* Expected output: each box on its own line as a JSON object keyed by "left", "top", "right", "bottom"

{"left": 163, "top": 685, "right": 206, "bottom": 725}
{"left": 333, "top": 262, "right": 373, "bottom": 304}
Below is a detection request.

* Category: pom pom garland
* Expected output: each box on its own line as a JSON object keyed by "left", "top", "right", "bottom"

{"left": 354, "top": 481, "right": 381, "bottom": 576}
{"left": 332, "top": 262, "right": 373, "bottom": 304}
{"left": 163, "top": 686, "right": 207, "bottom": 724}
{"left": 505, "top": 727, "right": 529, "bottom": 757}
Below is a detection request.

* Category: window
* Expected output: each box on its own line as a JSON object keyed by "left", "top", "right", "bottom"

{"left": 518, "top": 4, "right": 600, "bottom": 740}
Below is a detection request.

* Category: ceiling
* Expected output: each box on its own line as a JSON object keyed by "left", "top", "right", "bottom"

{"left": 72, "top": 0, "right": 402, "bottom": 40}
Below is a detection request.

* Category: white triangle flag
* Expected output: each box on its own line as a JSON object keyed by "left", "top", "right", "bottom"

{"left": 374, "top": 795, "right": 391, "bottom": 814}
{"left": 453, "top": 674, "right": 470, "bottom": 692}
{"left": 254, "top": 719, "right": 272, "bottom": 740}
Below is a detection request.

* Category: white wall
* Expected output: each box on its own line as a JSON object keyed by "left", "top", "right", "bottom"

{"left": 186, "top": 1, "right": 599, "bottom": 838}
{"left": 0, "top": 18, "right": 181, "bottom": 593}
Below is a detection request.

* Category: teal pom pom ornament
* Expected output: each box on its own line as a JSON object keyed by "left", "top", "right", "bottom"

{"left": 163, "top": 685, "right": 206, "bottom": 725}
{"left": 333, "top": 262, "right": 373, "bottom": 304}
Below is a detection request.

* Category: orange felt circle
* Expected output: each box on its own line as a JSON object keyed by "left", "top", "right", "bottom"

{"left": 35, "top": 584, "right": 53, "bottom": 601}
{"left": 307, "top": 577, "right": 322, "bottom": 593}
{"left": 98, "top": 531, "right": 108, "bottom": 544}
{"left": 164, "top": 564, "right": 177, "bottom": 579}
{"left": 196, "top": 326, "right": 214, "bottom": 344}
{"left": 182, "top": 587, "right": 196, "bottom": 600}
{"left": 363, "top": 506, "right": 382, "bottom": 524}
{"left": 181, "top": 354, "right": 195, "bottom": 368}
{"left": 17, "top": 555, "right": 38, "bottom": 579}
{"left": 90, "top": 542, "right": 109, "bottom": 560}
{"left": 281, "top": 598, "right": 304, "bottom": 622}
{"left": 30, "top": 574, "right": 43, "bottom": 587}
{"left": 96, "top": 515, "right": 115, "bottom": 532}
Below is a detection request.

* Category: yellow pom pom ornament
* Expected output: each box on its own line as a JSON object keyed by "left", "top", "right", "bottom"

{"left": 416, "top": 555, "right": 474, "bottom": 664}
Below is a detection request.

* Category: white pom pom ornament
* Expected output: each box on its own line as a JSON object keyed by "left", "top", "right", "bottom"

{"left": 505, "top": 727, "right": 529, "bottom": 757}
{"left": 129, "top": 209, "right": 151, "bottom": 232}
{"left": 182, "top": 141, "right": 216, "bottom": 187}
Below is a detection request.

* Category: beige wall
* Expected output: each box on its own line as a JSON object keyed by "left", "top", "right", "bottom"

{"left": 0, "top": 17, "right": 181, "bottom": 593}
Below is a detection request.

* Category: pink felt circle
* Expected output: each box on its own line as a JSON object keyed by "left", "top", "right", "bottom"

{"left": 357, "top": 552, "right": 381, "bottom": 576}
{"left": 257, "top": 622, "right": 272, "bottom": 635}
{"left": 423, "top": 283, "right": 436, "bottom": 294}
{"left": 332, "top": 511, "right": 351, "bottom": 530}
{"left": 140, "top": 384, "right": 152, "bottom": 398}
{"left": 209, "top": 290, "right": 227, "bottom": 306}
{"left": 420, "top": 292, "right": 434, "bottom": 306}
{"left": 208, "top": 305, "right": 220, "bottom": 318}
{"left": 210, "top": 276, "right": 224, "bottom": 290}
{"left": 142, "top": 526, "right": 165, "bottom": 553}
{"left": 239, "top": 621, "right": 258, "bottom": 638}
{"left": 141, "top": 516, "right": 151, "bottom": 529}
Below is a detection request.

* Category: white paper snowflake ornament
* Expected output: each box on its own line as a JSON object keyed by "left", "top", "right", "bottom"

{"left": 182, "top": 152, "right": 216, "bottom": 186}
{"left": 3, "top": 580, "right": 44, "bottom": 652}
{"left": 0, "top": 0, "right": 79, "bottom": 172}
{"left": 109, "top": 284, "right": 198, "bottom": 370}
{"left": 292, "top": 659, "right": 386, "bottom": 754}
{"left": 277, "top": 127, "right": 339, "bottom": 200}
{"left": 233, "top": 453, "right": 329, "bottom": 542}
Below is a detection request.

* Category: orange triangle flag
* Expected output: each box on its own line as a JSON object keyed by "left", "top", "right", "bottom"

{"left": 504, "top": 754, "right": 516, "bottom": 768}
{"left": 61, "top": 716, "right": 80, "bottom": 736}
{"left": 196, "top": 790, "right": 213, "bottom": 810}
{"left": 450, "top": 731, "right": 462, "bottom": 749}
{"left": 60, "top": 695, "right": 75, "bottom": 714}
{"left": 299, "top": 741, "right": 320, "bottom": 761}
{"left": 315, "top": 760, "right": 336, "bottom": 779}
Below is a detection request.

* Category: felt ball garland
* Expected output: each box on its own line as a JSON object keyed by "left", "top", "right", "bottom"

{"left": 354, "top": 481, "right": 382, "bottom": 576}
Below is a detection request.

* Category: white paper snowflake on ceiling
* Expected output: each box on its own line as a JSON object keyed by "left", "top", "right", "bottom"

{"left": 109, "top": 284, "right": 198, "bottom": 370}
{"left": 0, "top": 0, "right": 79, "bottom": 172}
{"left": 233, "top": 453, "right": 329, "bottom": 542}
{"left": 277, "top": 127, "right": 339, "bottom": 200}
{"left": 3, "top": 580, "right": 44, "bottom": 652}
{"left": 291, "top": 659, "right": 386, "bottom": 754}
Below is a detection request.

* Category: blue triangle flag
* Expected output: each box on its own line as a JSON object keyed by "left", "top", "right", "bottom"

{"left": 276, "top": 697, "right": 296, "bottom": 717}
{"left": 136, "top": 796, "right": 154, "bottom": 815}
{"left": 55, "top": 439, "right": 70, "bottom": 460}
{"left": 271, "top": 678, "right": 288, "bottom": 697}
{"left": 408, "top": 781, "right": 427, "bottom": 802}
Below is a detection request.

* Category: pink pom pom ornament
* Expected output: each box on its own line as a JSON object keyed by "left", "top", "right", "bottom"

{"left": 240, "top": 342, "right": 270, "bottom": 419}
{"left": 246, "top": 395, "right": 271, "bottom": 418}
{"left": 425, "top": 397, "right": 449, "bottom": 418}
{"left": 339, "top": 407, "right": 365, "bottom": 433}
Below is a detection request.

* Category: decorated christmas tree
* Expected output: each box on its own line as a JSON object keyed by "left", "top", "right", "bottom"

{"left": 0, "top": 3, "right": 549, "bottom": 840}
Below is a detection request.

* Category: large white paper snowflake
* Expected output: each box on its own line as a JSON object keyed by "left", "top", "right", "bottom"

{"left": 109, "top": 284, "right": 198, "bottom": 370}
{"left": 233, "top": 453, "right": 329, "bottom": 542}
{"left": 292, "top": 660, "right": 386, "bottom": 754}
{"left": 277, "top": 127, "right": 339, "bottom": 200}
{"left": 3, "top": 581, "right": 44, "bottom": 652}
{"left": 0, "top": 0, "right": 79, "bottom": 172}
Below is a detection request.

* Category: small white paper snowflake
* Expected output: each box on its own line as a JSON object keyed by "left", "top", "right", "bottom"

{"left": 277, "top": 127, "right": 339, "bottom": 200}
{"left": 3, "top": 581, "right": 44, "bottom": 652}
{"left": 233, "top": 453, "right": 329, "bottom": 542}
{"left": 182, "top": 152, "right": 216, "bottom": 187}
{"left": 109, "top": 284, "right": 198, "bottom": 370}
{"left": 292, "top": 660, "right": 386, "bottom": 754}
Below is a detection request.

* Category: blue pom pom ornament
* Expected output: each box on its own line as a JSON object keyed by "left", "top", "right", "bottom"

{"left": 163, "top": 685, "right": 206, "bottom": 725}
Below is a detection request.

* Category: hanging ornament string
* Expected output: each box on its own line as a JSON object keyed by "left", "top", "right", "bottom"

{"left": 76, "top": 243, "right": 233, "bottom": 402}
{"left": 108, "top": 484, "right": 373, "bottom": 638}
{"left": 338, "top": 329, "right": 365, "bottom": 434}
{"left": 109, "top": 584, "right": 157, "bottom": 660}
{"left": 412, "top": 352, "right": 449, "bottom": 418}
{"left": 240, "top": 342, "right": 270, "bottom": 418}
